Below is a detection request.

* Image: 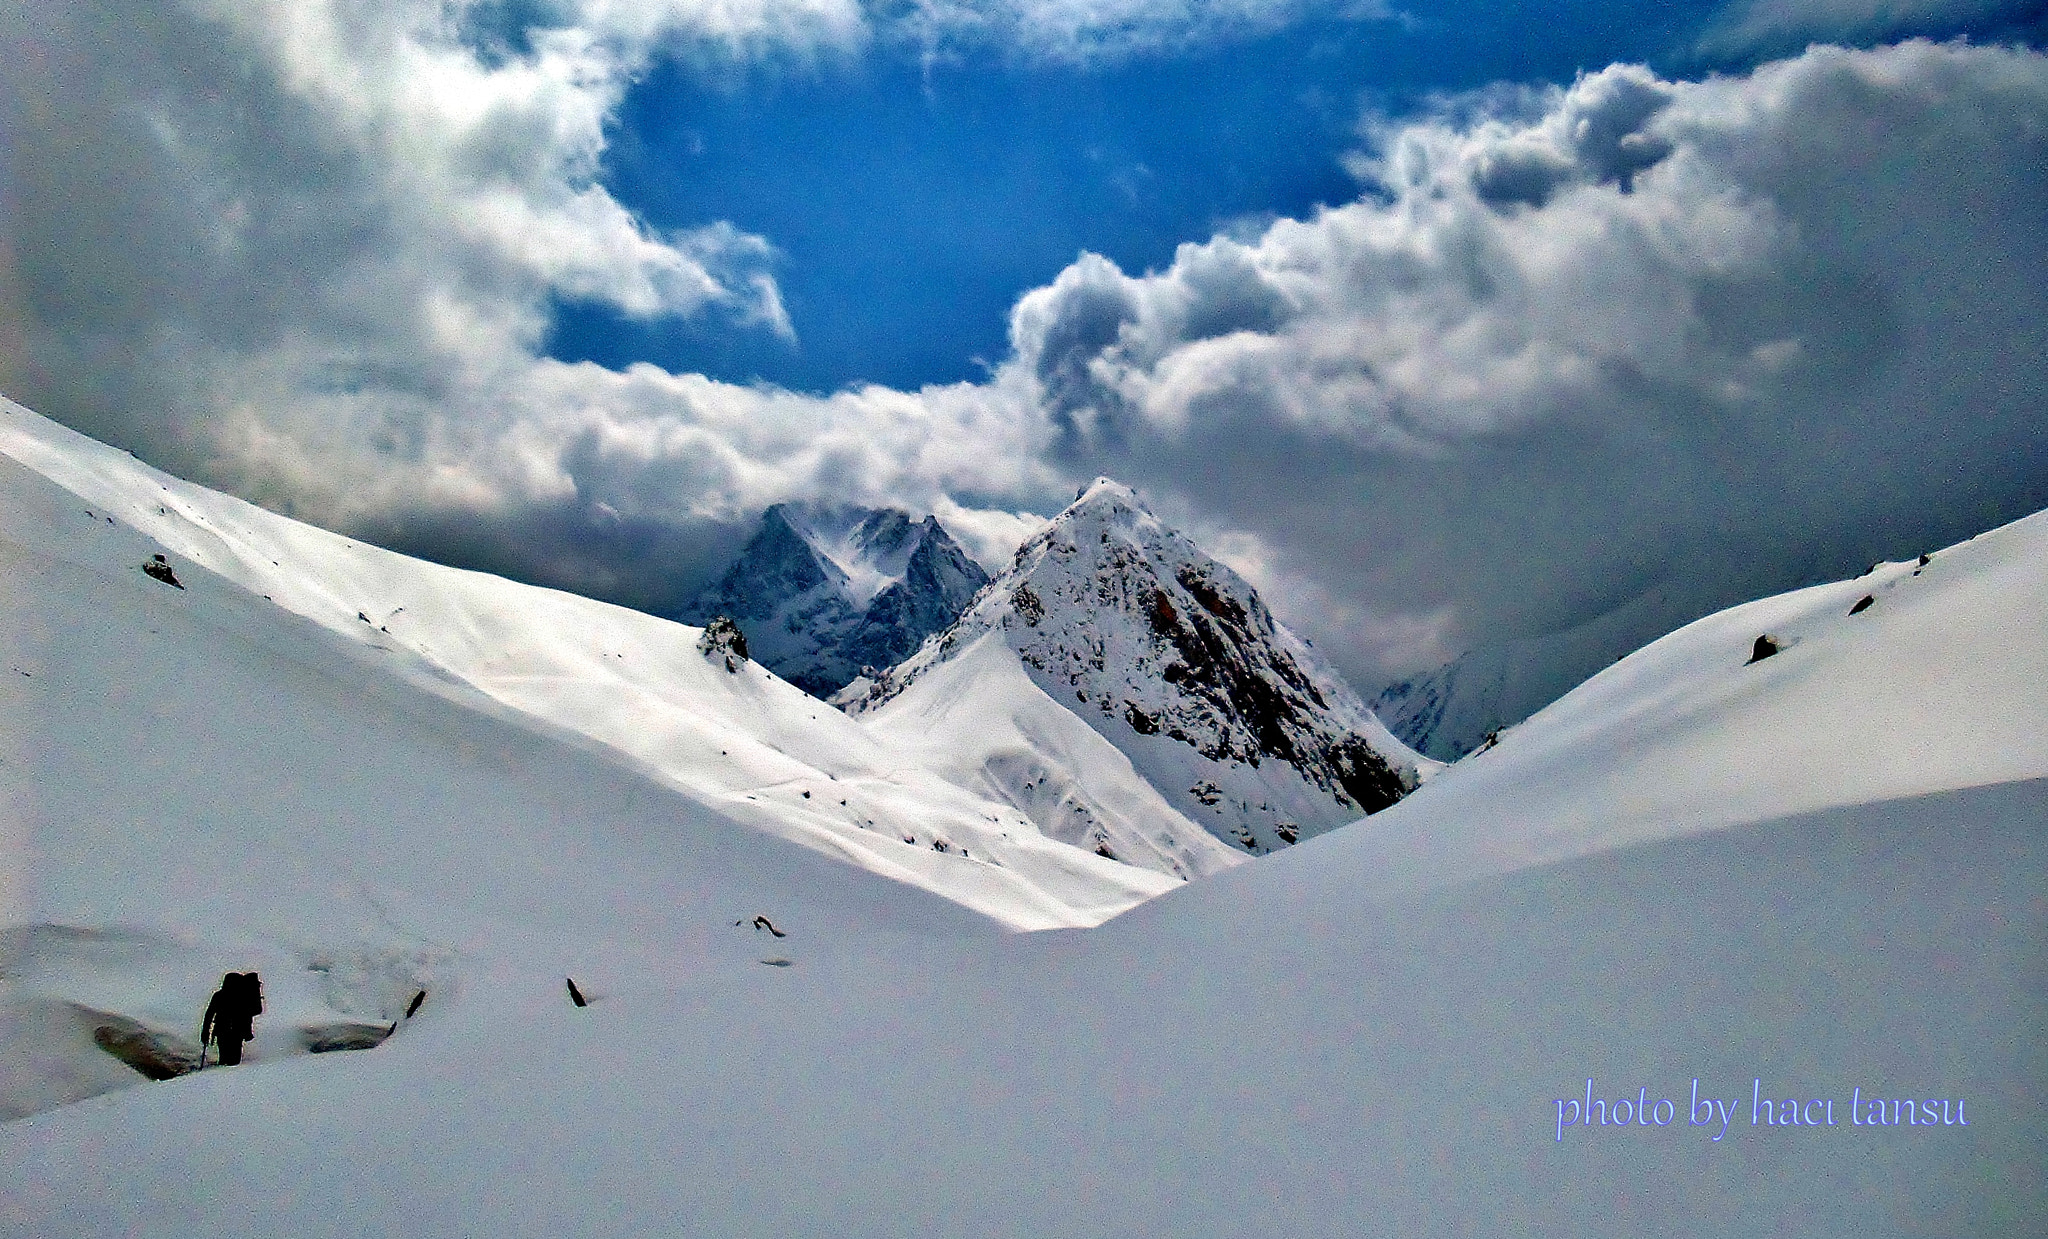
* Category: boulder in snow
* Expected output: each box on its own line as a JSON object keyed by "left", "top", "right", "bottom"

{"left": 85, "top": 1009, "right": 200, "bottom": 1081}
{"left": 141, "top": 554, "right": 183, "bottom": 589}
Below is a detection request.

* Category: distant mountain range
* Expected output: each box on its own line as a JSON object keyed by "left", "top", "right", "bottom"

{"left": 677, "top": 504, "right": 988, "bottom": 696}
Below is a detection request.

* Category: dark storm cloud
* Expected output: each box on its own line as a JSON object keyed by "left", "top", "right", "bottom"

{"left": 1012, "top": 254, "right": 1142, "bottom": 446}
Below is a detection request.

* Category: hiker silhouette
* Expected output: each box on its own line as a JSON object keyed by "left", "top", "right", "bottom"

{"left": 201, "top": 972, "right": 264, "bottom": 1066}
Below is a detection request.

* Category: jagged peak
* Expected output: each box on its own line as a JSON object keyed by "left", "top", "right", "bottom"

{"left": 684, "top": 498, "right": 991, "bottom": 697}
{"left": 1005, "top": 479, "right": 1168, "bottom": 571}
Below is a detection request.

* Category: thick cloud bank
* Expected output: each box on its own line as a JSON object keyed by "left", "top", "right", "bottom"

{"left": 3, "top": 13, "right": 2044, "bottom": 680}
{"left": 1004, "top": 40, "right": 2048, "bottom": 670}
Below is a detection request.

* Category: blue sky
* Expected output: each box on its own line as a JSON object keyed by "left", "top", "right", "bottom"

{"left": 2, "top": 0, "right": 2045, "bottom": 686}
{"left": 547, "top": 0, "right": 2046, "bottom": 395}
{"left": 551, "top": 2, "right": 1712, "bottom": 393}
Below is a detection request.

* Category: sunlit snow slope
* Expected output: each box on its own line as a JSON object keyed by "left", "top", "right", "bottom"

{"left": 1333, "top": 513, "right": 2048, "bottom": 898}
{"left": 0, "top": 397, "right": 1176, "bottom": 939}
{"left": 0, "top": 437, "right": 1007, "bottom": 1119}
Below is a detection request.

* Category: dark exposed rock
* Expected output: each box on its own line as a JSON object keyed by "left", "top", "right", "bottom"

{"left": 1746, "top": 634, "right": 1780, "bottom": 664}
{"left": 141, "top": 554, "right": 183, "bottom": 589}
{"left": 698, "top": 615, "right": 749, "bottom": 672}
{"left": 1849, "top": 595, "right": 1874, "bottom": 616}
{"left": 1327, "top": 735, "right": 1409, "bottom": 815}
{"left": 88, "top": 1010, "right": 200, "bottom": 1080}
{"left": 301, "top": 1021, "right": 396, "bottom": 1053}
{"left": 1012, "top": 582, "right": 1044, "bottom": 626}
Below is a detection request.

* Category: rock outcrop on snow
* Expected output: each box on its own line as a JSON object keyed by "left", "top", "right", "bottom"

{"left": 679, "top": 504, "right": 988, "bottom": 696}
{"left": 840, "top": 479, "right": 1431, "bottom": 853}
{"left": 696, "top": 615, "right": 750, "bottom": 671}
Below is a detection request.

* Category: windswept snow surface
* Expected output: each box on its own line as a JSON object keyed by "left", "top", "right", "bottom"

{"left": 3, "top": 395, "right": 2043, "bottom": 1235}
{"left": 0, "top": 429, "right": 1005, "bottom": 1120}
{"left": 0, "top": 397, "right": 1173, "bottom": 938}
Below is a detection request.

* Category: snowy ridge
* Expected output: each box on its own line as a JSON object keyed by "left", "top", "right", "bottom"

{"left": 1337, "top": 509, "right": 2048, "bottom": 897}
{"left": 841, "top": 479, "right": 1436, "bottom": 854}
{"left": 679, "top": 502, "right": 990, "bottom": 696}
{"left": 1371, "top": 540, "right": 1875, "bottom": 760}
{"left": 0, "top": 398, "right": 1171, "bottom": 934}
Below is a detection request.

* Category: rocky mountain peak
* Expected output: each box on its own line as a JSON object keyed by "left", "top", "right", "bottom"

{"left": 711, "top": 504, "right": 842, "bottom": 619}
{"left": 679, "top": 502, "right": 989, "bottom": 697}
{"left": 841, "top": 480, "right": 1429, "bottom": 852}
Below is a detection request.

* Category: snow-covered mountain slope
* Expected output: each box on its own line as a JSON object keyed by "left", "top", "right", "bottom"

{"left": 679, "top": 503, "right": 988, "bottom": 695}
{"left": 0, "top": 441, "right": 1011, "bottom": 1119}
{"left": 856, "top": 631, "right": 1246, "bottom": 881}
{"left": 841, "top": 479, "right": 1436, "bottom": 854}
{"left": 1349, "top": 510, "right": 2048, "bottom": 895}
{"left": 0, "top": 398, "right": 1174, "bottom": 936}
{"left": 3, "top": 497, "right": 2040, "bottom": 1237}
{"left": 1370, "top": 535, "right": 1935, "bottom": 761}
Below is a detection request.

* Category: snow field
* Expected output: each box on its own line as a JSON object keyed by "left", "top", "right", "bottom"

{"left": 2, "top": 398, "right": 2042, "bottom": 1235}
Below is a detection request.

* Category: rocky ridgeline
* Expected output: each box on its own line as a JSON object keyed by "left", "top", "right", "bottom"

{"left": 840, "top": 479, "right": 1426, "bottom": 851}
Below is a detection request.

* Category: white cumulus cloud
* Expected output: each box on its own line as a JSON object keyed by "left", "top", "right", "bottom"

{"left": 995, "top": 40, "right": 2048, "bottom": 675}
